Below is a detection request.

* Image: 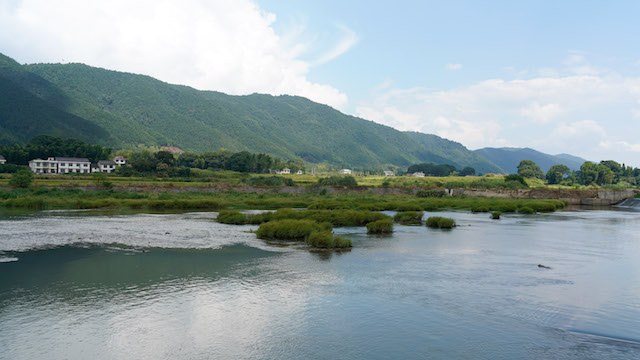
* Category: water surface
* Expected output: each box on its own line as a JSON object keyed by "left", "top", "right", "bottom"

{"left": 1, "top": 208, "right": 640, "bottom": 359}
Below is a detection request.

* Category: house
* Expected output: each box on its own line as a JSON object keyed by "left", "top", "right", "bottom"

{"left": 281, "top": 168, "right": 291, "bottom": 175}
{"left": 29, "top": 157, "right": 60, "bottom": 174}
{"left": 98, "top": 160, "right": 117, "bottom": 173}
{"left": 341, "top": 169, "right": 352, "bottom": 175}
{"left": 0, "top": 155, "right": 6, "bottom": 165}
{"left": 113, "top": 156, "right": 127, "bottom": 166}
{"left": 56, "top": 157, "right": 91, "bottom": 174}
{"left": 383, "top": 170, "right": 394, "bottom": 176}
{"left": 411, "top": 172, "right": 425, "bottom": 178}
{"left": 28, "top": 156, "right": 118, "bottom": 174}
{"left": 296, "top": 170, "right": 303, "bottom": 175}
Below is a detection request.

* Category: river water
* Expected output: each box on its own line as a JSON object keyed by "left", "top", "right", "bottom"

{"left": 1, "top": 208, "right": 640, "bottom": 359}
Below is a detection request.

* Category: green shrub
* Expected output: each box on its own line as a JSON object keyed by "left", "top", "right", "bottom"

{"left": 491, "top": 211, "right": 502, "bottom": 219}
{"left": 9, "top": 169, "right": 34, "bottom": 188}
{"left": 426, "top": 216, "right": 456, "bottom": 229}
{"left": 504, "top": 174, "right": 529, "bottom": 187}
{"left": 394, "top": 203, "right": 423, "bottom": 211}
{"left": 393, "top": 211, "right": 424, "bottom": 225}
{"left": 256, "top": 219, "right": 332, "bottom": 240}
{"left": 416, "top": 190, "right": 446, "bottom": 198}
{"left": 366, "top": 219, "right": 394, "bottom": 234}
{"left": 471, "top": 206, "right": 490, "bottom": 213}
{"left": 517, "top": 206, "right": 535, "bottom": 214}
{"left": 334, "top": 235, "right": 353, "bottom": 248}
{"left": 306, "top": 231, "right": 335, "bottom": 248}
{"left": 217, "top": 210, "right": 248, "bottom": 224}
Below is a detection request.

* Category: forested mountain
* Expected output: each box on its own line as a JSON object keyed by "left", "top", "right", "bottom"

{"left": 474, "top": 147, "right": 587, "bottom": 173}
{"left": 0, "top": 53, "right": 502, "bottom": 172}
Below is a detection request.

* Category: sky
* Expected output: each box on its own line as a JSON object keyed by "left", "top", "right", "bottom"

{"left": 1, "top": 0, "right": 640, "bottom": 166}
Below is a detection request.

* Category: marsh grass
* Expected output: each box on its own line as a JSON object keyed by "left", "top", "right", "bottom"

{"left": 393, "top": 211, "right": 424, "bottom": 225}
{"left": 217, "top": 210, "right": 248, "bottom": 224}
{"left": 426, "top": 216, "right": 456, "bottom": 229}
{"left": 491, "top": 211, "right": 502, "bottom": 219}
{"left": 366, "top": 219, "right": 394, "bottom": 234}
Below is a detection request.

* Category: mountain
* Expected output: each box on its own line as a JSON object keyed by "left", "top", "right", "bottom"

{"left": 0, "top": 53, "right": 502, "bottom": 172}
{"left": 473, "top": 147, "right": 587, "bottom": 174}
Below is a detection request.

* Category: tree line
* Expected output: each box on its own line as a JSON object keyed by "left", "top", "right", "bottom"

{"left": 517, "top": 159, "right": 640, "bottom": 186}
{"left": 406, "top": 162, "right": 476, "bottom": 177}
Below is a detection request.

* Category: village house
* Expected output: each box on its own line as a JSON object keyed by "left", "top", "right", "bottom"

{"left": 296, "top": 170, "right": 303, "bottom": 175}
{"left": 410, "top": 172, "right": 425, "bottom": 178}
{"left": 113, "top": 156, "right": 127, "bottom": 166}
{"left": 383, "top": 170, "right": 394, "bottom": 176}
{"left": 281, "top": 168, "right": 291, "bottom": 175}
{"left": 341, "top": 169, "right": 352, "bottom": 175}
{"left": 28, "top": 156, "right": 124, "bottom": 174}
{"left": 0, "top": 155, "right": 6, "bottom": 165}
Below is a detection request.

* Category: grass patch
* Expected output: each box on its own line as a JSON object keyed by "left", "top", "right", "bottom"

{"left": 366, "top": 219, "right": 394, "bottom": 234}
{"left": 426, "top": 216, "right": 456, "bottom": 229}
{"left": 517, "top": 206, "right": 536, "bottom": 214}
{"left": 256, "top": 219, "right": 333, "bottom": 240}
{"left": 217, "top": 210, "right": 248, "bottom": 224}
{"left": 491, "top": 211, "right": 502, "bottom": 219}
{"left": 393, "top": 211, "right": 423, "bottom": 225}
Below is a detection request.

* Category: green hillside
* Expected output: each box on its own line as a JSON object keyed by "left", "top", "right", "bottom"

{"left": 474, "top": 147, "right": 587, "bottom": 173}
{"left": 0, "top": 53, "right": 502, "bottom": 171}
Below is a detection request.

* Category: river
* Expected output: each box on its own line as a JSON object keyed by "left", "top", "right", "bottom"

{"left": 1, "top": 208, "right": 639, "bottom": 359}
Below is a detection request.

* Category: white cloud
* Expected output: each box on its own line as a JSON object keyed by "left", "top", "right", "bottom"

{"left": 0, "top": 0, "right": 351, "bottom": 110}
{"left": 446, "top": 63, "right": 463, "bottom": 70}
{"left": 357, "top": 73, "right": 640, "bottom": 166}
{"left": 312, "top": 24, "right": 358, "bottom": 66}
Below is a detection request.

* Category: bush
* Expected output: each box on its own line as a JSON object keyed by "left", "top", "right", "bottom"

{"left": 517, "top": 206, "right": 535, "bottom": 214}
{"left": 416, "top": 189, "right": 446, "bottom": 198}
{"left": 258, "top": 208, "right": 391, "bottom": 227}
{"left": 256, "top": 219, "right": 332, "bottom": 240}
{"left": 491, "top": 211, "right": 502, "bottom": 219}
{"left": 426, "top": 216, "right": 456, "bottom": 229}
{"left": 9, "top": 169, "right": 34, "bottom": 188}
{"left": 366, "top": 219, "right": 394, "bottom": 234}
{"left": 317, "top": 176, "right": 358, "bottom": 188}
{"left": 306, "top": 231, "right": 335, "bottom": 248}
{"left": 393, "top": 211, "right": 424, "bottom": 225}
{"left": 471, "top": 206, "right": 490, "bottom": 213}
{"left": 504, "top": 174, "right": 529, "bottom": 187}
{"left": 217, "top": 210, "right": 248, "bottom": 224}
{"left": 334, "top": 235, "right": 353, "bottom": 248}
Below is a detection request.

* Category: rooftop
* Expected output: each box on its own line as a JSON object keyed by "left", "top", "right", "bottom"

{"left": 56, "top": 157, "right": 91, "bottom": 162}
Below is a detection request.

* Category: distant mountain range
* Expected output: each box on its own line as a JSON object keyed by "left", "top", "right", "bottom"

{"left": 474, "top": 147, "right": 587, "bottom": 173}
{"left": 0, "top": 52, "right": 589, "bottom": 173}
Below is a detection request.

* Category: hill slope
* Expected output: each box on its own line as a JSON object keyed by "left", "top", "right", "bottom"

{"left": 474, "top": 147, "right": 587, "bottom": 173}
{"left": 0, "top": 53, "right": 502, "bottom": 172}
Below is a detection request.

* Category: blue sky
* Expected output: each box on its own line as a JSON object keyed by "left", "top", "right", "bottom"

{"left": 2, "top": 0, "right": 640, "bottom": 166}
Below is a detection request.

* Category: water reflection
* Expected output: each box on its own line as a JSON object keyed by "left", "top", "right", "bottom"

{"left": 1, "top": 209, "right": 640, "bottom": 359}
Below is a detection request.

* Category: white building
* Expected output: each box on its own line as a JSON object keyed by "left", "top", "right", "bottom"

{"left": 384, "top": 170, "right": 394, "bottom": 176}
{"left": 341, "top": 169, "right": 352, "bottom": 175}
{"left": 56, "top": 157, "right": 91, "bottom": 174}
{"left": 296, "top": 170, "right": 303, "bottom": 175}
{"left": 411, "top": 172, "right": 425, "bottom": 178}
{"left": 98, "top": 160, "right": 117, "bottom": 173}
{"left": 28, "top": 157, "right": 113, "bottom": 174}
{"left": 29, "top": 157, "right": 60, "bottom": 174}
{"left": 0, "top": 155, "right": 6, "bottom": 165}
{"left": 281, "top": 168, "right": 291, "bottom": 175}
{"left": 113, "top": 156, "right": 127, "bottom": 166}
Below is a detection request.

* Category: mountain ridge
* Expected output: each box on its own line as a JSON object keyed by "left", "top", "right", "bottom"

{"left": 474, "top": 147, "right": 587, "bottom": 173}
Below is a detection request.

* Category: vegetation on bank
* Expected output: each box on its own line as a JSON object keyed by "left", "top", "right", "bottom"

{"left": 0, "top": 187, "right": 568, "bottom": 213}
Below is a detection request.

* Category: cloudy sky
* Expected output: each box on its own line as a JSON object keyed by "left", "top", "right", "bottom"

{"left": 2, "top": 0, "right": 640, "bottom": 166}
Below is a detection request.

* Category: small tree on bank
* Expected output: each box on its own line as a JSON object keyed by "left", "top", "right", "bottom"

{"left": 9, "top": 169, "right": 34, "bottom": 188}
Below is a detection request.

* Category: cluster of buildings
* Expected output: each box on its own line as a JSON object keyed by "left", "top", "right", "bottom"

{"left": 271, "top": 168, "right": 304, "bottom": 175}
{"left": 27, "top": 156, "right": 127, "bottom": 174}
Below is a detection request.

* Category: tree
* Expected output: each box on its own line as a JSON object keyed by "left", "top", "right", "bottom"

{"left": 517, "top": 160, "right": 544, "bottom": 179}
{"left": 546, "top": 164, "right": 570, "bottom": 184}
{"left": 129, "top": 150, "right": 158, "bottom": 173}
{"left": 459, "top": 167, "right": 476, "bottom": 176}
{"left": 9, "top": 169, "right": 34, "bottom": 188}
{"left": 154, "top": 151, "right": 175, "bottom": 166}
